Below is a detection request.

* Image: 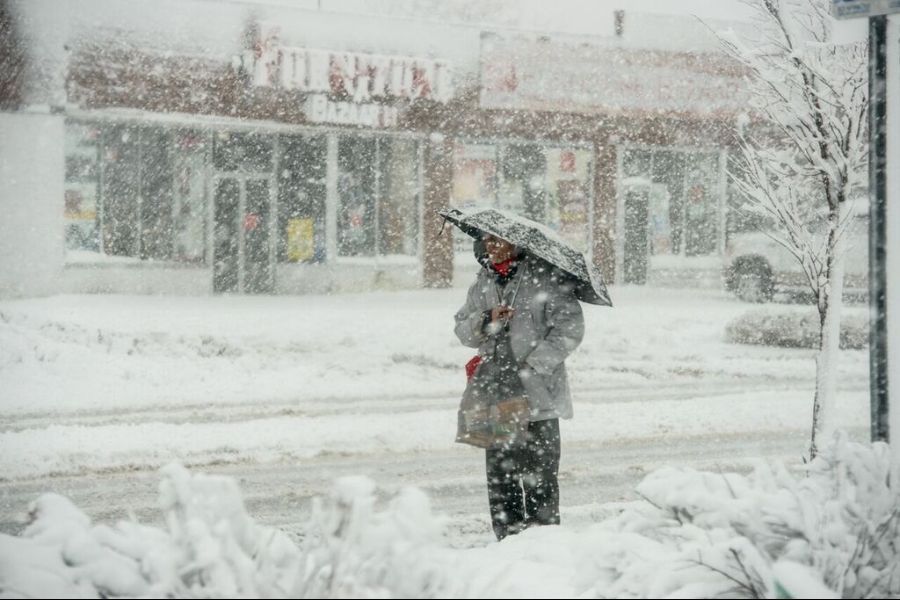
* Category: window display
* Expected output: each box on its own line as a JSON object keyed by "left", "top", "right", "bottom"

{"left": 101, "top": 124, "right": 142, "bottom": 257}
{"left": 546, "top": 148, "right": 592, "bottom": 253}
{"left": 66, "top": 121, "right": 207, "bottom": 263}
{"left": 64, "top": 122, "right": 423, "bottom": 272}
{"left": 337, "top": 135, "right": 421, "bottom": 259}
{"left": 621, "top": 147, "right": 723, "bottom": 258}
{"left": 172, "top": 130, "right": 209, "bottom": 263}
{"left": 337, "top": 136, "right": 377, "bottom": 256}
{"left": 378, "top": 138, "right": 419, "bottom": 256}
{"left": 278, "top": 134, "right": 327, "bottom": 263}
{"left": 451, "top": 141, "right": 593, "bottom": 254}
{"left": 64, "top": 123, "right": 101, "bottom": 253}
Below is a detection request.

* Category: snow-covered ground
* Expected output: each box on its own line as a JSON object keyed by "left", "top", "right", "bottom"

{"left": 0, "top": 285, "right": 869, "bottom": 481}
{"left": 0, "top": 284, "right": 880, "bottom": 597}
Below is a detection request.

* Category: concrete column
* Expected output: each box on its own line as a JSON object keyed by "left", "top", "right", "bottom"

{"left": 0, "top": 110, "right": 64, "bottom": 298}
{"left": 422, "top": 133, "right": 453, "bottom": 288}
{"left": 592, "top": 141, "right": 617, "bottom": 284}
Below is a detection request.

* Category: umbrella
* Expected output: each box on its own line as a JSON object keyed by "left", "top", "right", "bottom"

{"left": 439, "top": 206, "right": 612, "bottom": 307}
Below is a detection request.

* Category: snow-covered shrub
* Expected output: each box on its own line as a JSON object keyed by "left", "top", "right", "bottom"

{"left": 621, "top": 433, "right": 900, "bottom": 598}
{"left": 0, "top": 464, "right": 306, "bottom": 598}
{"left": 285, "top": 475, "right": 455, "bottom": 598}
{"left": 155, "top": 462, "right": 304, "bottom": 597}
{"left": 2, "top": 437, "right": 896, "bottom": 599}
{"left": 725, "top": 308, "right": 868, "bottom": 350}
{"left": 0, "top": 494, "right": 127, "bottom": 598}
{"left": 0, "top": 464, "right": 457, "bottom": 598}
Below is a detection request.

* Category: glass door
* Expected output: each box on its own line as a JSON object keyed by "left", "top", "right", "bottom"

{"left": 243, "top": 178, "right": 273, "bottom": 293}
{"left": 213, "top": 176, "right": 274, "bottom": 293}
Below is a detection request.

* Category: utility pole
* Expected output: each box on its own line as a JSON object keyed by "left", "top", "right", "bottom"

{"left": 831, "top": 2, "right": 898, "bottom": 450}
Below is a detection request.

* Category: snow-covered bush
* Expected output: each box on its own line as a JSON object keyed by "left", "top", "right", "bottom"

{"left": 725, "top": 308, "right": 868, "bottom": 350}
{"left": 1, "top": 436, "right": 896, "bottom": 598}
{"left": 0, "top": 464, "right": 456, "bottom": 598}
{"left": 608, "top": 433, "right": 900, "bottom": 598}
{"left": 286, "top": 476, "right": 455, "bottom": 598}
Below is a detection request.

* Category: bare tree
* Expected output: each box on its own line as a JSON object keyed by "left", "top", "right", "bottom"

{"left": 715, "top": 0, "right": 868, "bottom": 457}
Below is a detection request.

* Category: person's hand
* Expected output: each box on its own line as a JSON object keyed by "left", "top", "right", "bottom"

{"left": 517, "top": 365, "right": 536, "bottom": 381}
{"left": 490, "top": 305, "right": 515, "bottom": 323}
{"left": 482, "top": 305, "right": 515, "bottom": 336}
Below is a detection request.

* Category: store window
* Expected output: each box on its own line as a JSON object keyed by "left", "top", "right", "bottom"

{"left": 451, "top": 143, "right": 497, "bottom": 256}
{"left": 337, "top": 134, "right": 421, "bottom": 259}
{"left": 64, "top": 123, "right": 101, "bottom": 254}
{"left": 621, "top": 147, "right": 723, "bottom": 258}
{"left": 649, "top": 149, "right": 683, "bottom": 255}
{"left": 64, "top": 120, "right": 208, "bottom": 263}
{"left": 451, "top": 141, "right": 593, "bottom": 254}
{"left": 172, "top": 130, "right": 209, "bottom": 263}
{"left": 378, "top": 138, "right": 419, "bottom": 256}
{"left": 138, "top": 127, "right": 174, "bottom": 260}
{"left": 499, "top": 144, "right": 547, "bottom": 221}
{"left": 278, "top": 134, "right": 327, "bottom": 263}
{"left": 101, "top": 124, "right": 142, "bottom": 257}
{"left": 102, "top": 124, "right": 175, "bottom": 260}
{"left": 337, "top": 136, "right": 377, "bottom": 256}
{"left": 682, "top": 153, "right": 720, "bottom": 256}
{"left": 545, "top": 148, "right": 592, "bottom": 253}
{"left": 725, "top": 152, "right": 769, "bottom": 238}
{"left": 452, "top": 143, "right": 498, "bottom": 207}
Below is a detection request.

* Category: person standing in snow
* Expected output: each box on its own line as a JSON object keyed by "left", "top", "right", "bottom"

{"left": 454, "top": 232, "right": 585, "bottom": 541}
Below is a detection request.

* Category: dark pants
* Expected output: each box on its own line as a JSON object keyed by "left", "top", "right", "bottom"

{"left": 485, "top": 418, "right": 561, "bottom": 541}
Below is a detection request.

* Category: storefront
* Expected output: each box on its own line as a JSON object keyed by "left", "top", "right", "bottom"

{"left": 59, "top": 17, "right": 449, "bottom": 294}
{"left": 476, "top": 31, "right": 749, "bottom": 288}
{"left": 54, "top": 15, "right": 618, "bottom": 295}
{"left": 4, "top": 2, "right": 751, "bottom": 297}
{"left": 64, "top": 117, "right": 425, "bottom": 294}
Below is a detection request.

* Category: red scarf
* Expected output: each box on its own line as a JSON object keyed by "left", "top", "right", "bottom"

{"left": 465, "top": 355, "right": 482, "bottom": 381}
{"left": 492, "top": 258, "right": 515, "bottom": 276}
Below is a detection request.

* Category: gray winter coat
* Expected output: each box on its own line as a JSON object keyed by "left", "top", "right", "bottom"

{"left": 454, "top": 256, "right": 585, "bottom": 421}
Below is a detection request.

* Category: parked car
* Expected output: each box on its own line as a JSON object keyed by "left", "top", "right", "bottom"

{"left": 724, "top": 212, "right": 869, "bottom": 303}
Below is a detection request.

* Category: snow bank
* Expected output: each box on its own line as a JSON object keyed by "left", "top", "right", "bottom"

{"left": 0, "top": 464, "right": 459, "bottom": 598}
{"left": 726, "top": 306, "right": 869, "bottom": 350}
{"left": 1, "top": 435, "right": 896, "bottom": 598}
{"left": 620, "top": 432, "right": 900, "bottom": 598}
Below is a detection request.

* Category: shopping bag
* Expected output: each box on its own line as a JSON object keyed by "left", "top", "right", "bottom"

{"left": 456, "top": 355, "right": 529, "bottom": 449}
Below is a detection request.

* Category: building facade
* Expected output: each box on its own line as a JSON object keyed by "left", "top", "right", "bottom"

{"left": 1, "top": 1, "right": 751, "bottom": 296}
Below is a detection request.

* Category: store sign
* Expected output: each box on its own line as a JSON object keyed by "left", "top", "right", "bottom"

{"left": 304, "top": 94, "right": 399, "bottom": 128}
{"left": 239, "top": 25, "right": 454, "bottom": 110}
{"left": 478, "top": 34, "right": 748, "bottom": 117}
{"left": 831, "top": 0, "right": 900, "bottom": 18}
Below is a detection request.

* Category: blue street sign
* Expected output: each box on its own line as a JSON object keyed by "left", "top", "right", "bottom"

{"left": 832, "top": 0, "right": 900, "bottom": 19}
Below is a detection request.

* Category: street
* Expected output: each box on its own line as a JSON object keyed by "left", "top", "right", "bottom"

{"left": 0, "top": 383, "right": 867, "bottom": 547}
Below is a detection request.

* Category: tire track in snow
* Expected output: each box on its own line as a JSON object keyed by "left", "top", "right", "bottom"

{"left": 0, "top": 378, "right": 833, "bottom": 432}
{"left": 0, "top": 428, "right": 867, "bottom": 547}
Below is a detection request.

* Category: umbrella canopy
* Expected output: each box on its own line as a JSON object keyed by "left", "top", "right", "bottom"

{"left": 439, "top": 206, "right": 612, "bottom": 307}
